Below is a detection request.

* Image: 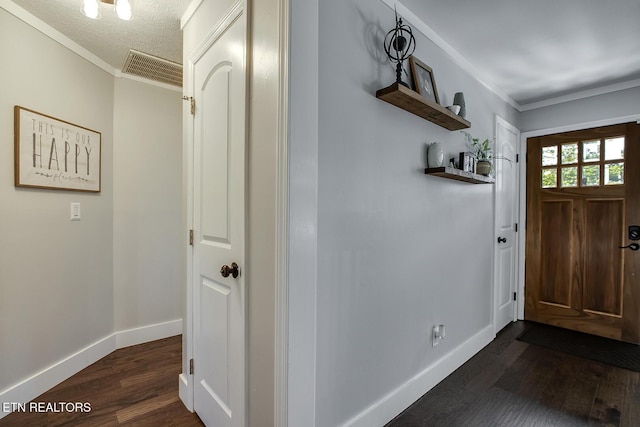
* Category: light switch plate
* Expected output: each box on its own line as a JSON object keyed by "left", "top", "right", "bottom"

{"left": 70, "top": 202, "right": 81, "bottom": 221}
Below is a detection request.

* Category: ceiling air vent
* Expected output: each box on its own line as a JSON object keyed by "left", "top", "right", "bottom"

{"left": 122, "top": 49, "right": 183, "bottom": 87}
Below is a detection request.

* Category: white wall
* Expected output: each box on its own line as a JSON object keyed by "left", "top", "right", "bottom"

{"left": 0, "top": 5, "right": 184, "bottom": 410}
{"left": 520, "top": 86, "right": 640, "bottom": 132}
{"left": 298, "top": 0, "right": 519, "bottom": 425}
{"left": 113, "top": 78, "right": 183, "bottom": 332}
{"left": 0, "top": 7, "right": 114, "bottom": 391}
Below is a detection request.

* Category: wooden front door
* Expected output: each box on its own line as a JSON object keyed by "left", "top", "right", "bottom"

{"left": 525, "top": 123, "right": 640, "bottom": 343}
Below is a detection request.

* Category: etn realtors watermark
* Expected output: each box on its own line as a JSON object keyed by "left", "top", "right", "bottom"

{"left": 2, "top": 402, "right": 91, "bottom": 413}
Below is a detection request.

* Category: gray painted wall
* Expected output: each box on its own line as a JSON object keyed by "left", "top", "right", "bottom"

{"left": 311, "top": 0, "right": 518, "bottom": 425}
{"left": 520, "top": 86, "right": 640, "bottom": 132}
{"left": 0, "top": 6, "right": 183, "bottom": 398}
{"left": 0, "top": 8, "right": 114, "bottom": 391}
{"left": 113, "top": 78, "right": 183, "bottom": 331}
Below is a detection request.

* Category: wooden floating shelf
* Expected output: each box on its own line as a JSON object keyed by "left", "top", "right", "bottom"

{"left": 376, "top": 83, "right": 471, "bottom": 131}
{"left": 425, "top": 167, "right": 495, "bottom": 184}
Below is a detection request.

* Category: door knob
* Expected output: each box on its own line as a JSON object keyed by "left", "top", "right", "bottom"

{"left": 619, "top": 243, "right": 640, "bottom": 251}
{"left": 497, "top": 237, "right": 507, "bottom": 244}
{"left": 220, "top": 262, "right": 240, "bottom": 278}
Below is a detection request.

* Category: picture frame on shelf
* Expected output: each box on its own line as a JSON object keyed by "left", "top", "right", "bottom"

{"left": 409, "top": 56, "right": 440, "bottom": 104}
{"left": 459, "top": 152, "right": 476, "bottom": 173}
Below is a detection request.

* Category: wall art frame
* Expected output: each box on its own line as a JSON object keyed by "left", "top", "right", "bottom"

{"left": 459, "top": 151, "right": 477, "bottom": 173}
{"left": 14, "top": 106, "right": 101, "bottom": 192}
{"left": 409, "top": 56, "right": 440, "bottom": 104}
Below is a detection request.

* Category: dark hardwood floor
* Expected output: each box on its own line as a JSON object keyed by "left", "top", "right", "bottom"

{"left": 3, "top": 322, "right": 639, "bottom": 426}
{"left": 386, "top": 321, "right": 640, "bottom": 427}
{"left": 0, "top": 335, "right": 203, "bottom": 426}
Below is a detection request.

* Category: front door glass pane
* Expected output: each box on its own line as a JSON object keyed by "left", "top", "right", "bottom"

{"left": 542, "top": 168, "right": 557, "bottom": 188}
{"left": 604, "top": 163, "right": 624, "bottom": 185}
{"left": 562, "top": 143, "right": 578, "bottom": 164}
{"left": 582, "top": 165, "right": 600, "bottom": 186}
{"left": 605, "top": 137, "right": 625, "bottom": 161}
{"left": 583, "top": 140, "right": 600, "bottom": 162}
{"left": 561, "top": 167, "right": 578, "bottom": 187}
{"left": 542, "top": 146, "right": 558, "bottom": 166}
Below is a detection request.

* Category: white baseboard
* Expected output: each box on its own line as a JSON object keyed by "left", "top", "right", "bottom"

{"left": 0, "top": 334, "right": 115, "bottom": 420}
{"left": 0, "top": 319, "right": 183, "bottom": 420}
{"left": 115, "top": 319, "right": 183, "bottom": 349}
{"left": 343, "top": 325, "right": 495, "bottom": 427}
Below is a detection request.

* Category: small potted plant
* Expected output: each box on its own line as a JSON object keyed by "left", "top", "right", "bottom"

{"left": 471, "top": 137, "right": 492, "bottom": 176}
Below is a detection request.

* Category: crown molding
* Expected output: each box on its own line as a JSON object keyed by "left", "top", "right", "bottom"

{"left": 380, "top": 0, "right": 521, "bottom": 111}
{"left": 0, "top": 0, "right": 116, "bottom": 76}
{"left": 380, "top": 0, "right": 640, "bottom": 113}
{"left": 1, "top": 1, "right": 182, "bottom": 92}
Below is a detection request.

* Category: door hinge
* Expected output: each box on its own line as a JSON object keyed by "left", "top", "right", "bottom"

{"left": 513, "top": 292, "right": 517, "bottom": 301}
{"left": 189, "top": 229, "right": 194, "bottom": 246}
{"left": 515, "top": 223, "right": 518, "bottom": 232}
{"left": 189, "top": 358, "right": 194, "bottom": 375}
{"left": 182, "top": 96, "right": 195, "bottom": 115}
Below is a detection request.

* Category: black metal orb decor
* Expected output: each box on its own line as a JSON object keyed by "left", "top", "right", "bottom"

{"left": 383, "top": 8, "right": 416, "bottom": 87}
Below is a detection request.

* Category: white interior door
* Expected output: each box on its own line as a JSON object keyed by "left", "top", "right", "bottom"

{"left": 494, "top": 117, "right": 520, "bottom": 333}
{"left": 192, "top": 10, "right": 246, "bottom": 427}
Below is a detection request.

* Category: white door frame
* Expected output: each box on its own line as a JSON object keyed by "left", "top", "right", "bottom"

{"left": 492, "top": 116, "right": 520, "bottom": 334}
{"left": 516, "top": 114, "right": 640, "bottom": 320}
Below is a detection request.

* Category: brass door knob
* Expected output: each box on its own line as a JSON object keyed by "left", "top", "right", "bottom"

{"left": 220, "top": 262, "right": 240, "bottom": 278}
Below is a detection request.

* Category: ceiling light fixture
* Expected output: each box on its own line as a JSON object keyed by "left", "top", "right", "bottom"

{"left": 114, "top": 0, "right": 133, "bottom": 21}
{"left": 82, "top": 0, "right": 101, "bottom": 19}
{"left": 82, "top": 0, "right": 133, "bottom": 21}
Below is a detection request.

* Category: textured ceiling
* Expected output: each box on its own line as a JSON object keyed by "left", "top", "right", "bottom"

{"left": 401, "top": 0, "right": 640, "bottom": 106}
{"left": 7, "top": 0, "right": 640, "bottom": 107}
{"left": 9, "top": 0, "right": 192, "bottom": 70}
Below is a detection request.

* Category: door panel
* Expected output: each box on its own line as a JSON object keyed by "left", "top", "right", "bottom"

{"left": 583, "top": 199, "right": 623, "bottom": 316}
{"left": 539, "top": 200, "right": 572, "bottom": 306}
{"left": 497, "top": 247, "right": 515, "bottom": 305}
{"left": 494, "top": 118, "right": 520, "bottom": 332}
{"left": 525, "top": 123, "right": 640, "bottom": 343}
{"left": 201, "top": 66, "right": 231, "bottom": 243}
{"left": 192, "top": 9, "right": 246, "bottom": 427}
{"left": 200, "top": 278, "right": 230, "bottom": 405}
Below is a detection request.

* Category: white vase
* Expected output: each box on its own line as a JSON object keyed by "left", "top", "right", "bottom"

{"left": 427, "top": 142, "right": 444, "bottom": 167}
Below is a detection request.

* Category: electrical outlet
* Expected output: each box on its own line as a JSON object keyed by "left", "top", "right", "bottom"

{"left": 432, "top": 324, "right": 446, "bottom": 347}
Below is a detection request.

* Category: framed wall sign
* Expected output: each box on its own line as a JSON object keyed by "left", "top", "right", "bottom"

{"left": 14, "top": 106, "right": 101, "bottom": 192}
